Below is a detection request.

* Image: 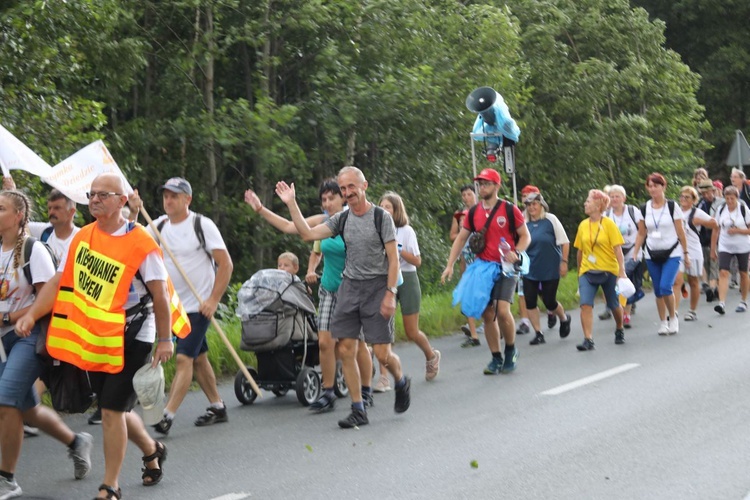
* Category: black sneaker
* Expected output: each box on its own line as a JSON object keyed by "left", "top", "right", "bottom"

{"left": 461, "top": 337, "right": 481, "bottom": 348}
{"left": 714, "top": 303, "right": 726, "bottom": 315}
{"left": 87, "top": 408, "right": 102, "bottom": 425}
{"left": 515, "top": 322, "right": 530, "bottom": 335}
{"left": 363, "top": 391, "right": 374, "bottom": 409}
{"left": 706, "top": 287, "right": 715, "bottom": 302}
{"left": 547, "top": 313, "right": 557, "bottom": 329}
{"left": 194, "top": 405, "right": 228, "bottom": 427}
{"left": 394, "top": 376, "right": 411, "bottom": 413}
{"left": 615, "top": 329, "right": 625, "bottom": 345}
{"left": 338, "top": 408, "right": 368, "bottom": 429}
{"left": 461, "top": 324, "right": 472, "bottom": 337}
{"left": 598, "top": 309, "right": 612, "bottom": 320}
{"left": 559, "top": 314, "right": 572, "bottom": 338}
{"left": 309, "top": 394, "right": 336, "bottom": 413}
{"left": 576, "top": 338, "right": 595, "bottom": 351}
{"left": 529, "top": 332, "right": 545, "bottom": 345}
{"left": 152, "top": 416, "right": 173, "bottom": 435}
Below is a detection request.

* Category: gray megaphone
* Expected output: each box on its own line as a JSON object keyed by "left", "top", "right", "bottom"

{"left": 466, "top": 87, "right": 498, "bottom": 125}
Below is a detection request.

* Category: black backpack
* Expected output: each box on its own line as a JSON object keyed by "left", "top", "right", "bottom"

{"left": 337, "top": 206, "right": 386, "bottom": 249}
{"left": 467, "top": 200, "right": 518, "bottom": 244}
{"left": 156, "top": 214, "right": 214, "bottom": 265}
{"left": 21, "top": 236, "right": 59, "bottom": 286}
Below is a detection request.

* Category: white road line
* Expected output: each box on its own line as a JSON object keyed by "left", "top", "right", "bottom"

{"left": 541, "top": 363, "right": 640, "bottom": 396}
{"left": 209, "top": 493, "right": 251, "bottom": 500}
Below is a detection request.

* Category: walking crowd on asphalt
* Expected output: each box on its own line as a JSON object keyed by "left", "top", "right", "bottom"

{"left": 1, "top": 163, "right": 749, "bottom": 500}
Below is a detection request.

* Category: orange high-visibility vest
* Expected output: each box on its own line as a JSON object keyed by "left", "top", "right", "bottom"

{"left": 47, "top": 222, "right": 191, "bottom": 374}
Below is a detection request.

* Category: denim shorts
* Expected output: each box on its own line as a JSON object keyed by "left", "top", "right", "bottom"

{"left": 0, "top": 328, "right": 42, "bottom": 412}
{"left": 175, "top": 312, "right": 211, "bottom": 358}
{"left": 578, "top": 272, "right": 620, "bottom": 310}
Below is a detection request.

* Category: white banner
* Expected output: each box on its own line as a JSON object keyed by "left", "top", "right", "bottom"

{"left": 0, "top": 124, "right": 54, "bottom": 178}
{"left": 42, "top": 141, "right": 133, "bottom": 204}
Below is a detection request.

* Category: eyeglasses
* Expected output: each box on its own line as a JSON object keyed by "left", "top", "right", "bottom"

{"left": 86, "top": 191, "right": 122, "bottom": 200}
{"left": 679, "top": 194, "right": 694, "bottom": 199}
{"left": 524, "top": 201, "right": 538, "bottom": 207}
{"left": 477, "top": 180, "right": 494, "bottom": 187}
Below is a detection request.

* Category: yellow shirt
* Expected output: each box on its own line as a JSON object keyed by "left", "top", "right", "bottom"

{"left": 574, "top": 217, "right": 624, "bottom": 276}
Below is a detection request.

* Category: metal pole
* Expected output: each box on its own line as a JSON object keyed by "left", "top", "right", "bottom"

{"left": 738, "top": 130, "right": 744, "bottom": 174}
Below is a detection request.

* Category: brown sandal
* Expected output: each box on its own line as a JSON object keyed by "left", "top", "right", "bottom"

{"left": 141, "top": 440, "right": 167, "bottom": 486}
{"left": 93, "top": 484, "right": 121, "bottom": 499}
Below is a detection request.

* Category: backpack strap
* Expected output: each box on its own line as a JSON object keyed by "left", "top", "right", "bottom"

{"left": 20, "top": 236, "right": 59, "bottom": 285}
{"left": 41, "top": 226, "right": 54, "bottom": 243}
{"left": 627, "top": 205, "right": 636, "bottom": 226}
{"left": 468, "top": 205, "right": 478, "bottom": 233}
{"left": 156, "top": 218, "right": 167, "bottom": 233}
{"left": 338, "top": 206, "right": 387, "bottom": 249}
{"left": 504, "top": 200, "right": 518, "bottom": 245}
{"left": 687, "top": 207, "right": 700, "bottom": 237}
{"left": 193, "top": 214, "right": 213, "bottom": 262}
{"left": 337, "top": 210, "right": 350, "bottom": 248}
{"left": 667, "top": 199, "right": 675, "bottom": 218}
{"left": 640, "top": 203, "right": 647, "bottom": 218}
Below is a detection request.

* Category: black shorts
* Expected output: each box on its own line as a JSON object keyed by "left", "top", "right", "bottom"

{"left": 89, "top": 339, "right": 152, "bottom": 412}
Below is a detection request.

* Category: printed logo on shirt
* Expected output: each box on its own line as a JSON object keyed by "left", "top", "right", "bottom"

{"left": 496, "top": 216, "right": 507, "bottom": 228}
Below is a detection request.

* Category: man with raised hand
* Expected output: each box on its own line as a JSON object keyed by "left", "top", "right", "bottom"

{"left": 140, "top": 177, "right": 233, "bottom": 435}
{"left": 16, "top": 173, "right": 189, "bottom": 499}
{"left": 276, "top": 166, "right": 410, "bottom": 428}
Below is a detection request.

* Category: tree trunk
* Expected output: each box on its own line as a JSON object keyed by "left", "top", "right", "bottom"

{"left": 204, "top": 2, "right": 219, "bottom": 219}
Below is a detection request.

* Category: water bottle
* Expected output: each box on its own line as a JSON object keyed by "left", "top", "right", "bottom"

{"left": 498, "top": 237, "right": 515, "bottom": 276}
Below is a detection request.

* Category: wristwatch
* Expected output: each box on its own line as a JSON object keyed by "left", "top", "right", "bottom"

{"left": 387, "top": 286, "right": 398, "bottom": 295}
{"left": 2, "top": 313, "right": 10, "bottom": 326}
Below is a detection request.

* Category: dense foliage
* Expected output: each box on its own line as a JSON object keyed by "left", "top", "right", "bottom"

{"left": 1, "top": 0, "right": 720, "bottom": 294}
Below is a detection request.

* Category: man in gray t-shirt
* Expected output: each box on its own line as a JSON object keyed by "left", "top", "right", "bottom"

{"left": 276, "top": 166, "right": 411, "bottom": 429}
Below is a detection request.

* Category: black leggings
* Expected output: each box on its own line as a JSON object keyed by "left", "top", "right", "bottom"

{"left": 522, "top": 278, "right": 560, "bottom": 312}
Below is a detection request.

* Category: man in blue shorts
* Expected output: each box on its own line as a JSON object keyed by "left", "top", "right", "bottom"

{"left": 135, "top": 178, "right": 234, "bottom": 435}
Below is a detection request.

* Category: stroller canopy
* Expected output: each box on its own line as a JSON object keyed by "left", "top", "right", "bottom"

{"left": 236, "top": 269, "right": 316, "bottom": 318}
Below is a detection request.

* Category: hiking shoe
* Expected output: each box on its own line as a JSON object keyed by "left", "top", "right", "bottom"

{"left": 706, "top": 287, "right": 715, "bottom": 302}
{"left": 0, "top": 476, "right": 21, "bottom": 499}
{"left": 461, "top": 324, "right": 471, "bottom": 337}
{"left": 87, "top": 407, "right": 102, "bottom": 425}
{"left": 461, "top": 337, "right": 481, "bottom": 348}
{"left": 195, "top": 405, "right": 228, "bottom": 427}
{"left": 502, "top": 347, "right": 518, "bottom": 372}
{"left": 153, "top": 415, "right": 173, "bottom": 435}
{"left": 547, "top": 313, "right": 557, "bottom": 329}
{"left": 684, "top": 310, "right": 697, "bottom": 322}
{"left": 614, "top": 329, "right": 625, "bottom": 345}
{"left": 529, "top": 332, "right": 545, "bottom": 345}
{"left": 714, "top": 303, "right": 726, "bottom": 315}
{"left": 23, "top": 424, "right": 39, "bottom": 437}
{"left": 515, "top": 322, "right": 530, "bottom": 335}
{"left": 68, "top": 432, "right": 93, "bottom": 480}
{"left": 483, "top": 356, "right": 503, "bottom": 375}
{"left": 394, "top": 377, "right": 411, "bottom": 413}
{"left": 338, "top": 408, "right": 368, "bottom": 429}
{"left": 657, "top": 320, "right": 669, "bottom": 335}
{"left": 309, "top": 393, "right": 336, "bottom": 413}
{"left": 668, "top": 316, "right": 679, "bottom": 335}
{"left": 576, "top": 338, "right": 595, "bottom": 351}
{"left": 730, "top": 280, "right": 739, "bottom": 289}
{"left": 623, "top": 313, "right": 631, "bottom": 329}
{"left": 373, "top": 374, "right": 391, "bottom": 393}
{"left": 559, "top": 314, "right": 572, "bottom": 338}
{"left": 736, "top": 301, "right": 748, "bottom": 313}
{"left": 363, "top": 391, "right": 374, "bottom": 409}
{"left": 425, "top": 350, "right": 441, "bottom": 381}
{"left": 598, "top": 309, "right": 612, "bottom": 320}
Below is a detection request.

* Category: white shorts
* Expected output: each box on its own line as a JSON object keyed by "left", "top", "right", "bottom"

{"left": 680, "top": 257, "right": 703, "bottom": 278}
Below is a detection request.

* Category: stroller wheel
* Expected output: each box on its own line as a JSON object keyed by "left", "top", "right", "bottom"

{"left": 235, "top": 367, "right": 259, "bottom": 405}
{"left": 333, "top": 360, "right": 349, "bottom": 398}
{"left": 296, "top": 366, "right": 321, "bottom": 406}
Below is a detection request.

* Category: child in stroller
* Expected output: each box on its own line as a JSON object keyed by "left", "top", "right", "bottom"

{"left": 233, "top": 268, "right": 346, "bottom": 406}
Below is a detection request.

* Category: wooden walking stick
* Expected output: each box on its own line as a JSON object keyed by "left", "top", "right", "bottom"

{"left": 139, "top": 205, "right": 261, "bottom": 397}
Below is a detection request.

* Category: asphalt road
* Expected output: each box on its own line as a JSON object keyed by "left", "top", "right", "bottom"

{"left": 14, "top": 290, "right": 750, "bottom": 500}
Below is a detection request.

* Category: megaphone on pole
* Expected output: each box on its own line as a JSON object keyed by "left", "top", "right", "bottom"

{"left": 466, "top": 87, "right": 521, "bottom": 145}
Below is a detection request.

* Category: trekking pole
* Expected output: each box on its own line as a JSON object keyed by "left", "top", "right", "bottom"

{"left": 138, "top": 205, "right": 262, "bottom": 398}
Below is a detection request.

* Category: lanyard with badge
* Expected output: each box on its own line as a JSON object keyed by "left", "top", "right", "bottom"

{"left": 588, "top": 219, "right": 602, "bottom": 263}
{"left": 0, "top": 253, "right": 13, "bottom": 313}
{"left": 650, "top": 202, "right": 666, "bottom": 239}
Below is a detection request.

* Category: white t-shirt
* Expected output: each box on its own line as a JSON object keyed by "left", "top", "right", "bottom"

{"left": 681, "top": 207, "right": 711, "bottom": 260}
{"left": 395, "top": 225, "right": 420, "bottom": 273}
{"left": 644, "top": 200, "right": 684, "bottom": 259}
{"left": 605, "top": 205, "right": 643, "bottom": 258}
{"left": 58, "top": 223, "right": 167, "bottom": 343}
{"left": 0, "top": 241, "right": 56, "bottom": 337}
{"left": 28, "top": 222, "right": 80, "bottom": 263}
{"left": 149, "top": 212, "right": 227, "bottom": 313}
{"left": 716, "top": 204, "right": 750, "bottom": 254}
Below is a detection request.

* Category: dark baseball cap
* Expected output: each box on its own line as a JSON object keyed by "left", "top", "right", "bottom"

{"left": 159, "top": 177, "right": 192, "bottom": 196}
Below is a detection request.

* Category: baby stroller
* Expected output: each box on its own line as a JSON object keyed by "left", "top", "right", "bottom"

{"left": 234, "top": 269, "right": 347, "bottom": 406}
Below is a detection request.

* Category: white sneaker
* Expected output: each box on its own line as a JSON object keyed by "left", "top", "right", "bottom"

{"left": 373, "top": 375, "right": 391, "bottom": 393}
{"left": 668, "top": 316, "right": 679, "bottom": 335}
{"left": 0, "top": 476, "right": 21, "bottom": 500}
{"left": 657, "top": 320, "right": 669, "bottom": 336}
{"left": 684, "top": 310, "right": 697, "bottom": 322}
{"left": 68, "top": 432, "right": 93, "bottom": 480}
